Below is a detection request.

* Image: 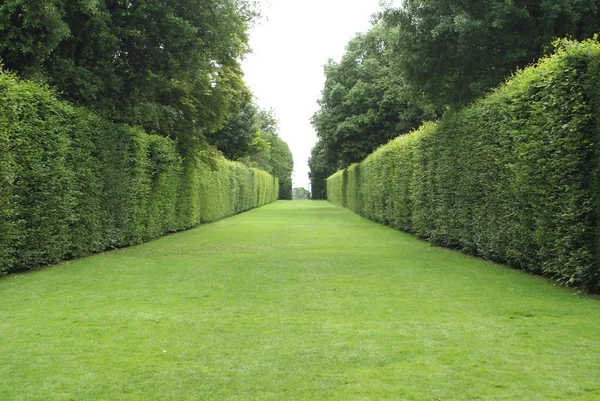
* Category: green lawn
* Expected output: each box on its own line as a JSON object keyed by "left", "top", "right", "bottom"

{"left": 1, "top": 200, "right": 599, "bottom": 400}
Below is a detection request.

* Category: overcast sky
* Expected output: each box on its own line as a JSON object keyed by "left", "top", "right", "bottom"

{"left": 242, "top": 0, "right": 394, "bottom": 189}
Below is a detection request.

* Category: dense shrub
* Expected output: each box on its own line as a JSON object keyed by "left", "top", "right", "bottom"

{"left": 0, "top": 72, "right": 278, "bottom": 275}
{"left": 327, "top": 39, "right": 600, "bottom": 291}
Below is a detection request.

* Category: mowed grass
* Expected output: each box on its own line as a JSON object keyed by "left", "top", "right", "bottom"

{"left": 1, "top": 201, "right": 599, "bottom": 400}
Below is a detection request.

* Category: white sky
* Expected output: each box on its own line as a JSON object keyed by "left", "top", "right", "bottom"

{"left": 242, "top": 0, "right": 394, "bottom": 190}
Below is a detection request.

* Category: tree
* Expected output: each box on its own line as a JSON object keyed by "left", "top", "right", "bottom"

{"left": 383, "top": 0, "right": 600, "bottom": 109}
{"left": 206, "top": 101, "right": 258, "bottom": 160}
{"left": 268, "top": 133, "right": 294, "bottom": 200}
{"left": 0, "top": 0, "right": 256, "bottom": 149}
{"left": 311, "top": 22, "right": 438, "bottom": 169}
{"left": 211, "top": 104, "right": 294, "bottom": 200}
{"left": 249, "top": 108, "right": 294, "bottom": 200}
{"left": 292, "top": 187, "right": 309, "bottom": 199}
{"left": 308, "top": 140, "right": 338, "bottom": 200}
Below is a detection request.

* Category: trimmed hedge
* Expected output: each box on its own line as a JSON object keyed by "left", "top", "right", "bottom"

{"left": 327, "top": 39, "right": 600, "bottom": 291}
{"left": 0, "top": 72, "right": 278, "bottom": 275}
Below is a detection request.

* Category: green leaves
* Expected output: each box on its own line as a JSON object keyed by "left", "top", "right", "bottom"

{"left": 382, "top": 0, "right": 600, "bottom": 110}
{"left": 0, "top": 0, "right": 256, "bottom": 149}
{"left": 209, "top": 104, "right": 294, "bottom": 200}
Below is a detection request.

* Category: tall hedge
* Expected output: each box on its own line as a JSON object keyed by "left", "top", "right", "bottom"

{"left": 327, "top": 39, "right": 600, "bottom": 291}
{"left": 0, "top": 72, "right": 278, "bottom": 276}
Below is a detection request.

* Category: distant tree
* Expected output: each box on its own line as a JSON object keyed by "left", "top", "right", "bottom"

{"left": 311, "top": 22, "right": 438, "bottom": 169}
{"left": 293, "top": 187, "right": 309, "bottom": 200}
{"left": 268, "top": 134, "right": 294, "bottom": 200}
{"left": 383, "top": 0, "right": 600, "bottom": 109}
{"left": 308, "top": 140, "right": 338, "bottom": 200}
{"left": 250, "top": 109, "right": 294, "bottom": 200}
{"left": 213, "top": 105, "right": 293, "bottom": 200}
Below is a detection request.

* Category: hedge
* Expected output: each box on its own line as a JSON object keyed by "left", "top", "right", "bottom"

{"left": 327, "top": 39, "right": 600, "bottom": 291}
{"left": 0, "top": 72, "right": 278, "bottom": 275}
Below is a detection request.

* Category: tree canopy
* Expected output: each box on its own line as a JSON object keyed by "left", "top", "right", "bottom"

{"left": 0, "top": 0, "right": 256, "bottom": 147}
{"left": 292, "top": 187, "right": 309, "bottom": 199}
{"left": 311, "top": 23, "right": 438, "bottom": 168}
{"left": 308, "top": 140, "right": 338, "bottom": 200}
{"left": 383, "top": 0, "right": 600, "bottom": 109}
{"left": 208, "top": 103, "right": 294, "bottom": 199}
{"left": 243, "top": 108, "right": 294, "bottom": 200}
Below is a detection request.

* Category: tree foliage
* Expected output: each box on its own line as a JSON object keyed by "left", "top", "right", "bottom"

{"left": 0, "top": 0, "right": 256, "bottom": 147}
{"left": 312, "top": 23, "right": 437, "bottom": 167}
{"left": 206, "top": 101, "right": 258, "bottom": 160}
{"left": 292, "top": 187, "right": 309, "bottom": 199}
{"left": 246, "top": 108, "right": 294, "bottom": 200}
{"left": 383, "top": 0, "right": 600, "bottom": 109}
{"left": 209, "top": 103, "right": 294, "bottom": 199}
{"left": 308, "top": 141, "right": 337, "bottom": 200}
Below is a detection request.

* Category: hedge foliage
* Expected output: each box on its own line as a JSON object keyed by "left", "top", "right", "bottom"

{"left": 0, "top": 72, "right": 278, "bottom": 276}
{"left": 327, "top": 39, "right": 600, "bottom": 291}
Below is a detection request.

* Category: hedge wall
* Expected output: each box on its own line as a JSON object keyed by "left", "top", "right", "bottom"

{"left": 0, "top": 72, "right": 278, "bottom": 275}
{"left": 327, "top": 39, "right": 600, "bottom": 291}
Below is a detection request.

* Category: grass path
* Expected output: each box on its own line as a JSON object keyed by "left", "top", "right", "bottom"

{"left": 1, "top": 200, "right": 599, "bottom": 400}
